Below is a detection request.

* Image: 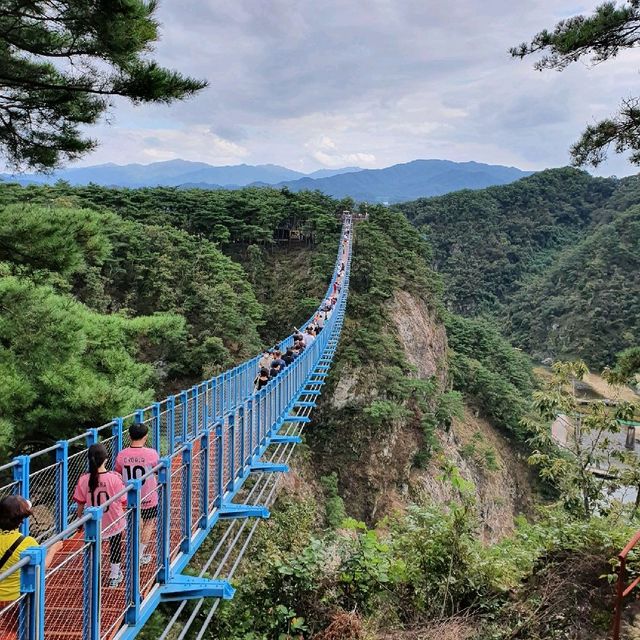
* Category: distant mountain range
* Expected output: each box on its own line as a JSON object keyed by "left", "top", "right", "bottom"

{"left": 0, "top": 159, "right": 532, "bottom": 203}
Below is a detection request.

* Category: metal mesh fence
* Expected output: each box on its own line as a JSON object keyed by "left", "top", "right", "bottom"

{"left": 0, "top": 593, "right": 27, "bottom": 640}
{"left": 100, "top": 508, "right": 133, "bottom": 640}
{"left": 158, "top": 407, "right": 170, "bottom": 456}
{"left": 222, "top": 418, "right": 231, "bottom": 494}
{"left": 244, "top": 403, "right": 252, "bottom": 469}
{"left": 174, "top": 401, "right": 185, "bottom": 447}
{"left": 208, "top": 431, "right": 220, "bottom": 514}
{"left": 197, "top": 388, "right": 205, "bottom": 434}
{"left": 28, "top": 461, "right": 60, "bottom": 540}
{"left": 45, "top": 540, "right": 91, "bottom": 640}
{"left": 67, "top": 449, "right": 88, "bottom": 524}
{"left": 190, "top": 446, "right": 205, "bottom": 536}
{"left": 140, "top": 480, "right": 163, "bottom": 595}
{"left": 169, "top": 461, "right": 186, "bottom": 563}
{"left": 234, "top": 410, "right": 243, "bottom": 481}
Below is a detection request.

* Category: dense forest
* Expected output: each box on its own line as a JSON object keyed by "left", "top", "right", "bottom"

{"left": 396, "top": 168, "right": 640, "bottom": 367}
{"left": 0, "top": 183, "right": 345, "bottom": 456}
{"left": 1, "top": 178, "right": 639, "bottom": 639}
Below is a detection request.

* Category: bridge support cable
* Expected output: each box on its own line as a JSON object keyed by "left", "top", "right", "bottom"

{"left": 160, "top": 399, "right": 319, "bottom": 640}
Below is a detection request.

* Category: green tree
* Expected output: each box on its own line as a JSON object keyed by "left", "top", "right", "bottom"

{"left": 511, "top": 0, "right": 640, "bottom": 167}
{"left": 0, "top": 0, "right": 206, "bottom": 170}
{"left": 524, "top": 360, "right": 640, "bottom": 518}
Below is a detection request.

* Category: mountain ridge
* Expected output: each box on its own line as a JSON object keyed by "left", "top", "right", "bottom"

{"left": 0, "top": 158, "right": 533, "bottom": 202}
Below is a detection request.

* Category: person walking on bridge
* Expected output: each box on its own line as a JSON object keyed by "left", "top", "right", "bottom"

{"left": 74, "top": 443, "right": 127, "bottom": 587}
{"left": 115, "top": 423, "right": 160, "bottom": 566}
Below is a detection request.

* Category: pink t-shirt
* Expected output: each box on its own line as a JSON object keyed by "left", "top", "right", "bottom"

{"left": 114, "top": 446, "right": 160, "bottom": 509}
{"left": 73, "top": 472, "right": 126, "bottom": 537}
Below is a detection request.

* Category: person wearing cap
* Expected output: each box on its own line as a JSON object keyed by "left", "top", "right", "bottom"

{"left": 0, "top": 496, "right": 62, "bottom": 605}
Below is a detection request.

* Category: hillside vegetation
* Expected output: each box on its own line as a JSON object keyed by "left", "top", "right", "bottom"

{"left": 397, "top": 168, "right": 640, "bottom": 367}
{"left": 0, "top": 183, "right": 637, "bottom": 640}
{"left": 0, "top": 183, "right": 342, "bottom": 456}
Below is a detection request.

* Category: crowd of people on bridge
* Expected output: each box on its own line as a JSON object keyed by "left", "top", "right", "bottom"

{"left": 253, "top": 225, "right": 350, "bottom": 393}
{"left": 0, "top": 222, "right": 352, "bottom": 615}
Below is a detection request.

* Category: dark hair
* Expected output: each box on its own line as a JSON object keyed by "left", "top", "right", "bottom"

{"left": 285, "top": 349, "right": 293, "bottom": 356}
{"left": 260, "top": 367, "right": 269, "bottom": 376}
{"left": 88, "top": 443, "right": 108, "bottom": 494}
{"left": 129, "top": 422, "right": 148, "bottom": 441}
{"left": 0, "top": 496, "right": 32, "bottom": 531}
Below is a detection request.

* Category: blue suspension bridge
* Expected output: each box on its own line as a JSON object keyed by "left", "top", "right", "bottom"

{"left": 0, "top": 215, "right": 353, "bottom": 640}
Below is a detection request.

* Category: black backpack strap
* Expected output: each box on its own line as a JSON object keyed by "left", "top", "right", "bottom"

{"left": 0, "top": 534, "right": 25, "bottom": 572}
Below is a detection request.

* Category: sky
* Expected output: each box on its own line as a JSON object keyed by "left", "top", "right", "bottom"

{"left": 74, "top": 0, "right": 639, "bottom": 176}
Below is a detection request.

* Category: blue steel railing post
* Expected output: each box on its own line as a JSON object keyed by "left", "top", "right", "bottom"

{"left": 192, "top": 386, "right": 199, "bottom": 438}
{"left": 246, "top": 400, "right": 253, "bottom": 466}
{"left": 200, "top": 431, "right": 210, "bottom": 528}
{"left": 152, "top": 403, "right": 161, "bottom": 452}
{"left": 180, "top": 391, "right": 188, "bottom": 445}
{"left": 215, "top": 422, "right": 224, "bottom": 508}
{"left": 111, "top": 418, "right": 123, "bottom": 468}
{"left": 85, "top": 428, "right": 99, "bottom": 449}
{"left": 181, "top": 443, "right": 193, "bottom": 553}
{"left": 167, "top": 396, "right": 175, "bottom": 455}
{"left": 158, "top": 458, "right": 171, "bottom": 583}
{"left": 20, "top": 546, "right": 45, "bottom": 640}
{"left": 13, "top": 456, "right": 30, "bottom": 536}
{"left": 228, "top": 413, "right": 235, "bottom": 491}
{"left": 125, "top": 481, "right": 141, "bottom": 625}
{"left": 238, "top": 405, "right": 245, "bottom": 473}
{"left": 83, "top": 506, "right": 103, "bottom": 640}
{"left": 55, "top": 441, "right": 68, "bottom": 533}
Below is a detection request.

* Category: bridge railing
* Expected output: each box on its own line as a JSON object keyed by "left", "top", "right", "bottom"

{"left": 0, "top": 218, "right": 349, "bottom": 544}
{"left": 0, "top": 216, "right": 352, "bottom": 640}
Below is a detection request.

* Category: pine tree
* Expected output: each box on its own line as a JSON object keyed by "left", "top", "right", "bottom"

{"left": 511, "top": 1, "right": 640, "bottom": 167}
{"left": 0, "top": 0, "right": 207, "bottom": 170}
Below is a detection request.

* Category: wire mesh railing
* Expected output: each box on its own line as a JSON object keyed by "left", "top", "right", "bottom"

{"left": 0, "top": 216, "right": 352, "bottom": 640}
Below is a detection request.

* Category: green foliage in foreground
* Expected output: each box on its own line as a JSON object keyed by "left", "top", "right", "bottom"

{"left": 163, "top": 494, "right": 635, "bottom": 640}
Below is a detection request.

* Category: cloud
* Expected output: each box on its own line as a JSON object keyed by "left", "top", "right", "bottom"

{"left": 64, "top": 1, "right": 639, "bottom": 176}
{"left": 81, "top": 125, "right": 249, "bottom": 165}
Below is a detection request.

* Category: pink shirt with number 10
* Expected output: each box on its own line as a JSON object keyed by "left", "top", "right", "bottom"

{"left": 73, "top": 471, "right": 126, "bottom": 537}
{"left": 114, "top": 446, "right": 160, "bottom": 509}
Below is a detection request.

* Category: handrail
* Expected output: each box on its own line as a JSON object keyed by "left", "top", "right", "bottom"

{"left": 0, "top": 214, "right": 353, "bottom": 640}
{"left": 0, "top": 217, "right": 347, "bottom": 539}
{"left": 612, "top": 529, "right": 640, "bottom": 639}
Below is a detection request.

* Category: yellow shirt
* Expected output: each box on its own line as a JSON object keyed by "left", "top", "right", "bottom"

{"left": 0, "top": 531, "right": 38, "bottom": 601}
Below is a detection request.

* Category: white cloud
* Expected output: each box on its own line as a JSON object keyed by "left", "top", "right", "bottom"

{"left": 57, "top": 0, "right": 640, "bottom": 176}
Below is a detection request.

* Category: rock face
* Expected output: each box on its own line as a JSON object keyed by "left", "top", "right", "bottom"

{"left": 313, "top": 289, "right": 534, "bottom": 541}
{"left": 390, "top": 290, "right": 448, "bottom": 386}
